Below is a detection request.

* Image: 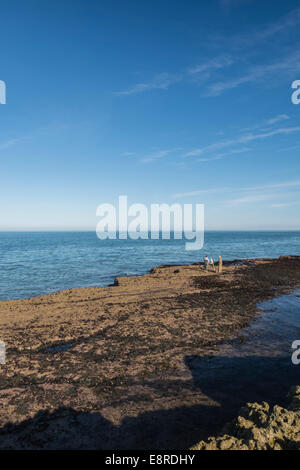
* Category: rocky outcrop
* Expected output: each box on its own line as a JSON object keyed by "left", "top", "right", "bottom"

{"left": 191, "top": 386, "right": 300, "bottom": 450}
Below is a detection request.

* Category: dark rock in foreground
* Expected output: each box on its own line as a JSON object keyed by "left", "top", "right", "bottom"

{"left": 191, "top": 386, "right": 300, "bottom": 450}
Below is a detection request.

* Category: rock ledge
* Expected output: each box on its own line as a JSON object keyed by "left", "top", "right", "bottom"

{"left": 191, "top": 386, "right": 300, "bottom": 450}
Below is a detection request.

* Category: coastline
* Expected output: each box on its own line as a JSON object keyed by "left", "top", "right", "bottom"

{"left": 2, "top": 253, "right": 300, "bottom": 303}
{"left": 2, "top": 230, "right": 300, "bottom": 302}
{"left": 0, "top": 255, "right": 299, "bottom": 449}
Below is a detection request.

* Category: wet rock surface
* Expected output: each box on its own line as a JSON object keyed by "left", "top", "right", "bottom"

{"left": 0, "top": 256, "right": 299, "bottom": 448}
{"left": 191, "top": 385, "right": 300, "bottom": 450}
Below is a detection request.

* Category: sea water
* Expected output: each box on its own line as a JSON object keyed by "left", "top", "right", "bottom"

{"left": 0, "top": 230, "right": 299, "bottom": 300}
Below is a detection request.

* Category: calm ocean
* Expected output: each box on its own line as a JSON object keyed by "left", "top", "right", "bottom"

{"left": 0, "top": 231, "right": 299, "bottom": 301}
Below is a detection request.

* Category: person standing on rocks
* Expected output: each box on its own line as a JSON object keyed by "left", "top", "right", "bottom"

{"left": 204, "top": 255, "right": 209, "bottom": 270}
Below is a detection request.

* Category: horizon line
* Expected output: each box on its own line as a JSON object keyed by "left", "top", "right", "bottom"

{"left": 0, "top": 229, "right": 300, "bottom": 233}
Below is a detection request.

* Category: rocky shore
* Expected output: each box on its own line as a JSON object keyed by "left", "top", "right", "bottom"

{"left": 0, "top": 256, "right": 299, "bottom": 449}
{"left": 191, "top": 385, "right": 300, "bottom": 450}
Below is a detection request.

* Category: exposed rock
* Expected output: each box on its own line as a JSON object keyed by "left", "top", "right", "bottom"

{"left": 191, "top": 386, "right": 300, "bottom": 450}
{"left": 0, "top": 257, "right": 300, "bottom": 448}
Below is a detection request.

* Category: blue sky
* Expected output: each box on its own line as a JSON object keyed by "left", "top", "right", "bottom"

{"left": 1, "top": 0, "right": 300, "bottom": 230}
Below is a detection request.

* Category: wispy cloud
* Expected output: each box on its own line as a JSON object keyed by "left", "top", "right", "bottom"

{"left": 228, "top": 194, "right": 273, "bottom": 205}
{"left": 204, "top": 8, "right": 300, "bottom": 96}
{"left": 115, "top": 7, "right": 300, "bottom": 98}
{"left": 206, "top": 51, "right": 300, "bottom": 96}
{"left": 238, "top": 114, "right": 290, "bottom": 134}
{"left": 116, "top": 55, "right": 234, "bottom": 96}
{"left": 271, "top": 202, "right": 300, "bottom": 208}
{"left": 0, "top": 139, "right": 19, "bottom": 150}
{"left": 242, "top": 126, "right": 300, "bottom": 142}
{"left": 187, "top": 55, "right": 233, "bottom": 75}
{"left": 216, "top": 6, "right": 300, "bottom": 48}
{"left": 277, "top": 144, "right": 300, "bottom": 152}
{"left": 247, "top": 6, "right": 300, "bottom": 44}
{"left": 115, "top": 73, "right": 182, "bottom": 96}
{"left": 173, "top": 180, "right": 300, "bottom": 199}
{"left": 0, "top": 124, "right": 68, "bottom": 153}
{"left": 197, "top": 147, "right": 250, "bottom": 162}
{"left": 140, "top": 148, "right": 181, "bottom": 163}
{"left": 224, "top": 181, "right": 300, "bottom": 205}
{"left": 0, "top": 133, "right": 33, "bottom": 150}
{"left": 244, "top": 180, "right": 300, "bottom": 191}
{"left": 266, "top": 114, "right": 290, "bottom": 126}
{"left": 173, "top": 188, "right": 226, "bottom": 198}
{"left": 229, "top": 188, "right": 300, "bottom": 205}
{"left": 184, "top": 126, "right": 300, "bottom": 157}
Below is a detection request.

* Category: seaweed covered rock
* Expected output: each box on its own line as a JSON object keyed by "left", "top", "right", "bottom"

{"left": 191, "top": 386, "right": 300, "bottom": 450}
